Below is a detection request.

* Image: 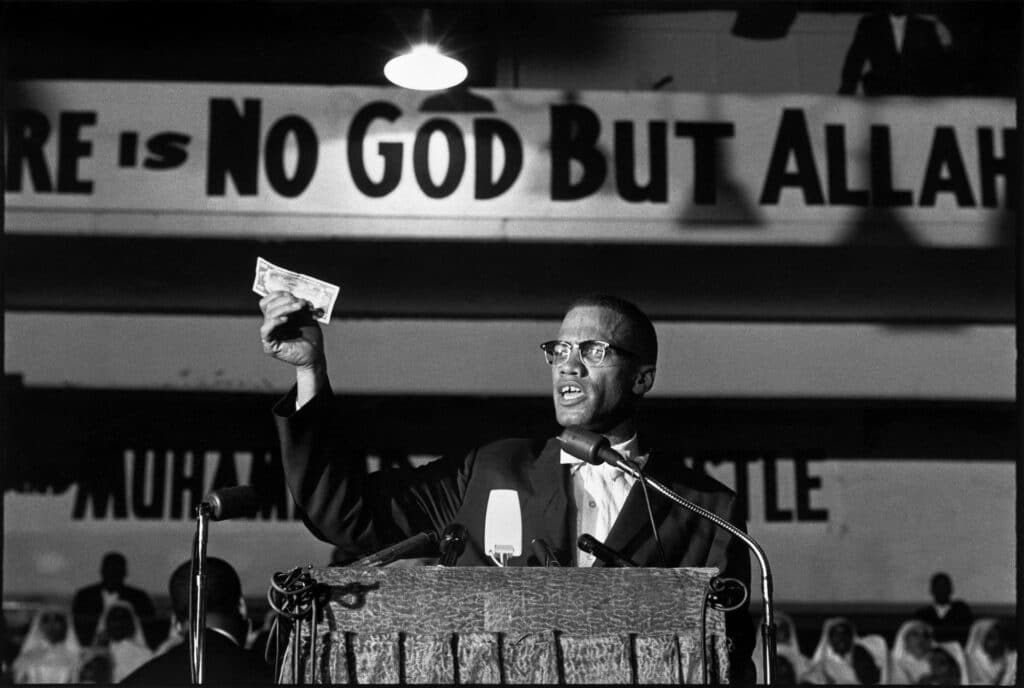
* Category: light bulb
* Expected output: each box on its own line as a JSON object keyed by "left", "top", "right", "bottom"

{"left": 384, "top": 43, "right": 468, "bottom": 91}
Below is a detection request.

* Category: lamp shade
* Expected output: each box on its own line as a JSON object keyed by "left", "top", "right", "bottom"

{"left": 384, "top": 43, "right": 468, "bottom": 90}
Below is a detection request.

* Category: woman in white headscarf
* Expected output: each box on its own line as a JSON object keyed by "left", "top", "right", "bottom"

{"left": 889, "top": 619, "right": 935, "bottom": 683}
{"left": 753, "top": 611, "right": 808, "bottom": 684}
{"left": 802, "top": 616, "right": 889, "bottom": 684}
{"left": 94, "top": 601, "right": 153, "bottom": 681}
{"left": 11, "top": 607, "right": 81, "bottom": 683}
{"left": 965, "top": 618, "right": 1016, "bottom": 685}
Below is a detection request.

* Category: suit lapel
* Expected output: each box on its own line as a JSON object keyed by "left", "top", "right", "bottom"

{"left": 520, "top": 437, "right": 574, "bottom": 564}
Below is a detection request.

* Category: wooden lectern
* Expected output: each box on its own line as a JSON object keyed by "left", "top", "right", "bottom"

{"left": 276, "top": 566, "right": 730, "bottom": 684}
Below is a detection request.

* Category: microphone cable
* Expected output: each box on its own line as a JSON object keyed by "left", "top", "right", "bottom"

{"left": 636, "top": 462, "right": 667, "bottom": 566}
{"left": 267, "top": 566, "right": 319, "bottom": 684}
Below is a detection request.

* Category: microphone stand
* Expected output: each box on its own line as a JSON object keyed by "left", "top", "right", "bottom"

{"left": 189, "top": 502, "right": 211, "bottom": 684}
{"left": 608, "top": 456, "right": 777, "bottom": 684}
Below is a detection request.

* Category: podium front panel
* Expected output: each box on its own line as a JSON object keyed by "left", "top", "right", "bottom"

{"left": 277, "top": 566, "right": 729, "bottom": 684}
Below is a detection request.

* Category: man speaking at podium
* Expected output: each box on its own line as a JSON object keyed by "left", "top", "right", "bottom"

{"left": 260, "top": 292, "right": 754, "bottom": 681}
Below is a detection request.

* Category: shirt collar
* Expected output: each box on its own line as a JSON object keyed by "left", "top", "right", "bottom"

{"left": 206, "top": 627, "right": 241, "bottom": 647}
{"left": 560, "top": 433, "right": 648, "bottom": 471}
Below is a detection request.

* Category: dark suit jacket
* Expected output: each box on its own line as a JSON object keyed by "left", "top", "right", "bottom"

{"left": 120, "top": 630, "right": 274, "bottom": 685}
{"left": 913, "top": 600, "right": 974, "bottom": 645}
{"left": 71, "top": 583, "right": 157, "bottom": 648}
{"left": 275, "top": 388, "right": 755, "bottom": 681}
{"left": 839, "top": 12, "right": 952, "bottom": 96}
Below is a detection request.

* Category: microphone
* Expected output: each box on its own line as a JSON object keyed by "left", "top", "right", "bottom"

{"left": 191, "top": 485, "right": 260, "bottom": 682}
{"left": 202, "top": 486, "right": 259, "bottom": 521}
{"left": 558, "top": 427, "right": 639, "bottom": 472}
{"left": 558, "top": 426, "right": 781, "bottom": 685}
{"left": 530, "top": 538, "right": 561, "bottom": 567}
{"left": 438, "top": 523, "right": 468, "bottom": 567}
{"left": 484, "top": 489, "right": 522, "bottom": 566}
{"left": 350, "top": 531, "right": 439, "bottom": 567}
{"left": 577, "top": 534, "right": 637, "bottom": 568}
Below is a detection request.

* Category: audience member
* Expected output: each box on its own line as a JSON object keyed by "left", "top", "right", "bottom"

{"left": 71, "top": 552, "right": 157, "bottom": 648}
{"left": 838, "top": 2, "right": 955, "bottom": 96}
{"left": 965, "top": 618, "right": 1016, "bottom": 685}
{"left": 0, "top": 614, "right": 22, "bottom": 683}
{"left": 121, "top": 557, "right": 274, "bottom": 685}
{"left": 11, "top": 608, "right": 80, "bottom": 684}
{"left": 803, "top": 617, "right": 888, "bottom": 684}
{"left": 889, "top": 619, "right": 935, "bottom": 683}
{"left": 918, "top": 644, "right": 965, "bottom": 685}
{"left": 95, "top": 603, "right": 152, "bottom": 681}
{"left": 913, "top": 572, "right": 973, "bottom": 645}
{"left": 75, "top": 650, "right": 112, "bottom": 684}
{"left": 753, "top": 611, "right": 807, "bottom": 683}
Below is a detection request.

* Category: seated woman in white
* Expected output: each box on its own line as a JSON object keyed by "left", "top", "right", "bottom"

{"left": 965, "top": 618, "right": 1016, "bottom": 685}
{"left": 802, "top": 617, "right": 888, "bottom": 684}
{"left": 889, "top": 619, "right": 935, "bottom": 683}
{"left": 753, "top": 611, "right": 808, "bottom": 684}
{"left": 11, "top": 607, "right": 82, "bottom": 684}
{"left": 94, "top": 602, "right": 153, "bottom": 682}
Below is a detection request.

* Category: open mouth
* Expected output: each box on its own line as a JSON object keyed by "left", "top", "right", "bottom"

{"left": 558, "top": 383, "right": 585, "bottom": 402}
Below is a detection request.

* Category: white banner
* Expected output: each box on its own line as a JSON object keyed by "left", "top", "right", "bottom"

{"left": 4, "top": 82, "right": 1016, "bottom": 245}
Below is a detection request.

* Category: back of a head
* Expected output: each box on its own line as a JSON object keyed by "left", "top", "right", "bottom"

{"left": 930, "top": 572, "right": 953, "bottom": 602}
{"left": 568, "top": 294, "right": 658, "bottom": 365}
{"left": 105, "top": 606, "right": 136, "bottom": 642}
{"left": 101, "top": 551, "right": 127, "bottom": 586}
{"left": 168, "top": 557, "right": 242, "bottom": 622}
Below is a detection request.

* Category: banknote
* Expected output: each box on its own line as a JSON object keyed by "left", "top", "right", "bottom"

{"left": 253, "top": 257, "right": 340, "bottom": 324}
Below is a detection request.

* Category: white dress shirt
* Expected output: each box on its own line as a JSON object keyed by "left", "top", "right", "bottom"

{"left": 560, "top": 434, "right": 649, "bottom": 567}
{"left": 889, "top": 13, "right": 907, "bottom": 53}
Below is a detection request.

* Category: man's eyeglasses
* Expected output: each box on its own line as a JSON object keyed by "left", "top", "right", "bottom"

{"left": 539, "top": 340, "right": 636, "bottom": 367}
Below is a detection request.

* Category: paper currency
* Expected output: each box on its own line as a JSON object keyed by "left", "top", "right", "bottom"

{"left": 253, "top": 257, "right": 340, "bottom": 324}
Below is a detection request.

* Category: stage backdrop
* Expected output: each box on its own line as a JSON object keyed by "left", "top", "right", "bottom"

{"left": 3, "top": 82, "right": 1015, "bottom": 608}
{"left": 5, "top": 81, "right": 1016, "bottom": 245}
{"left": 3, "top": 316, "right": 1015, "bottom": 605}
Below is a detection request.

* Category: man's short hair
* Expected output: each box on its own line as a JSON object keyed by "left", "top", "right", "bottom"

{"left": 168, "top": 557, "right": 242, "bottom": 622}
{"left": 101, "top": 551, "right": 127, "bottom": 576}
{"left": 568, "top": 294, "right": 658, "bottom": 365}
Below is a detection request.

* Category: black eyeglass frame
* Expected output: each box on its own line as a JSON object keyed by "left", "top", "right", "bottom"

{"left": 539, "top": 339, "right": 638, "bottom": 367}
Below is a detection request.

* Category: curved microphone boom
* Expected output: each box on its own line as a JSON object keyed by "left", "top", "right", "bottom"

{"left": 558, "top": 426, "right": 779, "bottom": 685}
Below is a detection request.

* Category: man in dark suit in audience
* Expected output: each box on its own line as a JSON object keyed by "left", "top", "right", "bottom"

{"left": 838, "top": 2, "right": 956, "bottom": 96}
{"left": 72, "top": 551, "right": 157, "bottom": 648}
{"left": 913, "top": 571, "right": 974, "bottom": 645}
{"left": 122, "top": 557, "right": 274, "bottom": 685}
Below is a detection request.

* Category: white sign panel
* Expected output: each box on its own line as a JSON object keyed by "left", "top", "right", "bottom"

{"left": 4, "top": 81, "right": 1016, "bottom": 245}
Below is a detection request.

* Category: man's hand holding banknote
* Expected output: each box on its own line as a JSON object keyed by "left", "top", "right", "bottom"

{"left": 255, "top": 257, "right": 340, "bottom": 408}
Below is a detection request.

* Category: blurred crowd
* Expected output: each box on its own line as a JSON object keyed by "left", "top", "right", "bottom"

{"left": 0, "top": 554, "right": 1016, "bottom": 685}
{"left": 753, "top": 573, "right": 1017, "bottom": 685}
{"left": 1, "top": 552, "right": 277, "bottom": 685}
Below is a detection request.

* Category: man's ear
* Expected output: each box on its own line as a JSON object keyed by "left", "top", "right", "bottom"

{"left": 632, "top": 365, "right": 656, "bottom": 396}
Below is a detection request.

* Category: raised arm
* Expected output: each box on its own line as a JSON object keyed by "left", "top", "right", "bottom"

{"left": 259, "top": 291, "right": 468, "bottom": 560}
